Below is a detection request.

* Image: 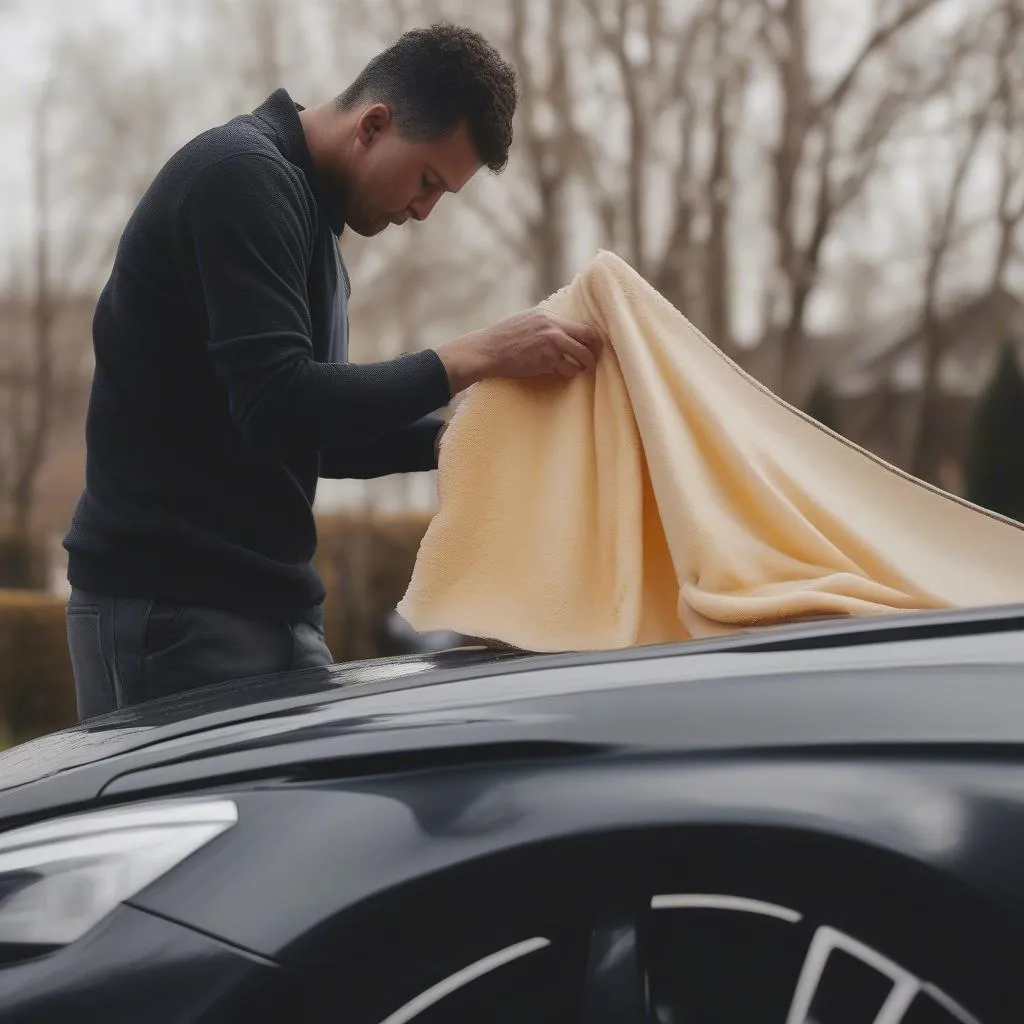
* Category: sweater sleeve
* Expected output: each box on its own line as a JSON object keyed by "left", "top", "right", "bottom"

{"left": 319, "top": 415, "right": 443, "bottom": 479}
{"left": 181, "top": 152, "right": 451, "bottom": 453}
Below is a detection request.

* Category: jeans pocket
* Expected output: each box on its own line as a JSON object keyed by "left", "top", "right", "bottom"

{"left": 66, "top": 606, "right": 116, "bottom": 720}
{"left": 141, "top": 606, "right": 294, "bottom": 703}
{"left": 140, "top": 603, "right": 194, "bottom": 703}
{"left": 142, "top": 602, "right": 186, "bottom": 657}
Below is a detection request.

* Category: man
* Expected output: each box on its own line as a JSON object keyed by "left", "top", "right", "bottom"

{"left": 63, "top": 23, "right": 602, "bottom": 720}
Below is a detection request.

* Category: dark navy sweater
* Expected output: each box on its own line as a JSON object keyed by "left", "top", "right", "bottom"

{"left": 64, "top": 90, "right": 451, "bottom": 619}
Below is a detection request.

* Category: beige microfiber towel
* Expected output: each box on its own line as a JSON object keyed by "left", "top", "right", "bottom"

{"left": 397, "top": 250, "right": 1024, "bottom": 651}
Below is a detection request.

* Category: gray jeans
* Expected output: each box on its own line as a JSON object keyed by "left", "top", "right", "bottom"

{"left": 66, "top": 589, "right": 333, "bottom": 721}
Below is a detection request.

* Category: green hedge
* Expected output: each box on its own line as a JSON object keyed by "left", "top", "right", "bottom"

{"left": 0, "top": 590, "right": 77, "bottom": 744}
{"left": 315, "top": 511, "right": 432, "bottom": 662}
{"left": 0, "top": 513, "right": 434, "bottom": 743}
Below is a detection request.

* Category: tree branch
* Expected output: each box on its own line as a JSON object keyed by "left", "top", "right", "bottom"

{"left": 818, "top": 0, "right": 944, "bottom": 116}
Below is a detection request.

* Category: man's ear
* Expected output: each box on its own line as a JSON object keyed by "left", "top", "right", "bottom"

{"left": 356, "top": 103, "right": 392, "bottom": 147}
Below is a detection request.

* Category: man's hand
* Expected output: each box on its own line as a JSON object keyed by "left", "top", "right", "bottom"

{"left": 435, "top": 309, "right": 604, "bottom": 395}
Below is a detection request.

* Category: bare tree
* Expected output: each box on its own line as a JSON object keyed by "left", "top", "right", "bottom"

{"left": 988, "top": 0, "right": 1024, "bottom": 296}
{"left": 413, "top": 0, "right": 593, "bottom": 301}
{"left": 505, "top": 0, "right": 579, "bottom": 299}
{"left": 342, "top": 0, "right": 742, "bottom": 320}
{"left": 0, "top": 19, "right": 184, "bottom": 533}
{"left": 578, "top": 0, "right": 717, "bottom": 281}
{"left": 907, "top": 109, "right": 989, "bottom": 482}
{"left": 703, "top": 0, "right": 738, "bottom": 353}
{"left": 9, "top": 83, "right": 57, "bottom": 534}
{"left": 579, "top": 0, "right": 658, "bottom": 276}
{"left": 754, "top": 0, "right": 952, "bottom": 401}
{"left": 459, "top": 0, "right": 749, "bottom": 325}
{"left": 908, "top": 0, "right": 1024, "bottom": 481}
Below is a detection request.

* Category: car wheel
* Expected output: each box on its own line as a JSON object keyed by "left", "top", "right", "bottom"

{"left": 632, "top": 829, "right": 1024, "bottom": 1024}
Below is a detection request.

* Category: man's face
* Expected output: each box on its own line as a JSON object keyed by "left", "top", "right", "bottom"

{"left": 344, "top": 104, "right": 483, "bottom": 237}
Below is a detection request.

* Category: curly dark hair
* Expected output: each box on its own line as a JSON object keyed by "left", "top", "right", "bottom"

{"left": 337, "top": 23, "right": 518, "bottom": 173}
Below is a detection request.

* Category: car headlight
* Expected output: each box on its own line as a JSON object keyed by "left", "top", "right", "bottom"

{"left": 0, "top": 798, "right": 237, "bottom": 949}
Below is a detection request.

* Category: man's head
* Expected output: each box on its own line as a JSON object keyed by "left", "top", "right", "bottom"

{"left": 304, "top": 23, "right": 518, "bottom": 237}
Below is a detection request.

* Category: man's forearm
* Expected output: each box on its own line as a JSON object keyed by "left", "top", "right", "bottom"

{"left": 229, "top": 349, "right": 451, "bottom": 456}
{"left": 319, "top": 416, "right": 444, "bottom": 480}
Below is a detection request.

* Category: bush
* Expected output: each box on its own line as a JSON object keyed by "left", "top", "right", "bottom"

{"left": 0, "top": 514, "right": 435, "bottom": 742}
{"left": 0, "top": 591, "right": 77, "bottom": 743}
{"left": 964, "top": 340, "right": 1024, "bottom": 523}
{"left": 315, "top": 512, "right": 433, "bottom": 662}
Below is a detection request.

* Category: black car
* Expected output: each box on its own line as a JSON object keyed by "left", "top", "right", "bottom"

{"left": 0, "top": 604, "right": 1023, "bottom": 1023}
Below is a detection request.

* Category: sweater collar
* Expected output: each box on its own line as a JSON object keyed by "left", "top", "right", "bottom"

{"left": 252, "top": 88, "right": 347, "bottom": 236}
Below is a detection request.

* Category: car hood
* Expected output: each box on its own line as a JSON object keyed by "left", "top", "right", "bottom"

{"left": 2, "top": 604, "right": 1024, "bottom": 825}
{"left": 0, "top": 646, "right": 531, "bottom": 805}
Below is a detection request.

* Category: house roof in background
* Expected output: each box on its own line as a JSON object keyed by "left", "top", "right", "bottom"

{"left": 737, "top": 286, "right": 1024, "bottom": 402}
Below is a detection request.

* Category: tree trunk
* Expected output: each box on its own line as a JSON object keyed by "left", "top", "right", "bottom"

{"left": 623, "top": 70, "right": 647, "bottom": 275}
{"left": 12, "top": 94, "right": 56, "bottom": 535}
{"left": 510, "top": 0, "right": 570, "bottom": 301}
{"left": 908, "top": 108, "right": 989, "bottom": 481}
{"left": 769, "top": 0, "right": 811, "bottom": 401}
{"left": 705, "top": 0, "right": 734, "bottom": 356}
